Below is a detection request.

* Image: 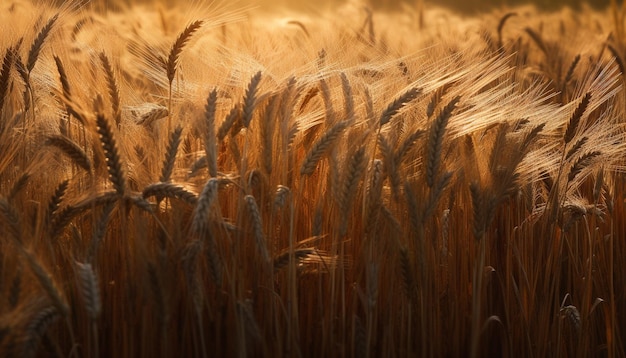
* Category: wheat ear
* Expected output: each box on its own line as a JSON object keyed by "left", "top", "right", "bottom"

{"left": 160, "top": 125, "right": 183, "bottom": 182}
{"left": 524, "top": 27, "right": 548, "bottom": 57}
{"left": 9, "top": 173, "right": 30, "bottom": 200}
{"left": 497, "top": 12, "right": 517, "bottom": 47}
{"left": 244, "top": 195, "right": 270, "bottom": 262}
{"left": 22, "top": 304, "right": 61, "bottom": 358}
{"left": 99, "top": 52, "right": 121, "bottom": 127}
{"left": 75, "top": 262, "right": 101, "bottom": 320}
{"left": 143, "top": 182, "right": 198, "bottom": 205}
{"left": 0, "top": 47, "right": 13, "bottom": 113}
{"left": 340, "top": 72, "right": 354, "bottom": 122}
{"left": 608, "top": 44, "right": 626, "bottom": 76}
{"left": 204, "top": 88, "right": 218, "bottom": 177}
{"left": 243, "top": 71, "right": 262, "bottom": 127}
{"left": 46, "top": 135, "right": 92, "bottom": 172}
{"left": 27, "top": 14, "right": 59, "bottom": 73}
{"left": 563, "top": 92, "right": 591, "bottom": 144}
{"left": 565, "top": 136, "right": 588, "bottom": 160}
{"left": 217, "top": 104, "right": 241, "bottom": 141}
{"left": 300, "top": 121, "right": 349, "bottom": 176}
{"left": 425, "top": 96, "right": 460, "bottom": 188}
{"left": 96, "top": 114, "right": 127, "bottom": 196}
{"left": 568, "top": 151, "right": 601, "bottom": 182}
{"left": 0, "top": 197, "right": 22, "bottom": 242}
{"left": 166, "top": 20, "right": 203, "bottom": 85}
{"left": 339, "top": 146, "right": 367, "bottom": 235}
{"left": 53, "top": 55, "right": 70, "bottom": 99}
{"left": 379, "top": 87, "right": 421, "bottom": 126}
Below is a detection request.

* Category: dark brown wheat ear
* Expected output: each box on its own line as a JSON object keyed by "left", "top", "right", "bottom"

{"left": 96, "top": 114, "right": 127, "bottom": 196}
{"left": 27, "top": 14, "right": 59, "bottom": 74}
{"left": 166, "top": 20, "right": 204, "bottom": 85}
{"left": 99, "top": 52, "right": 121, "bottom": 127}
{"left": 0, "top": 47, "right": 13, "bottom": 113}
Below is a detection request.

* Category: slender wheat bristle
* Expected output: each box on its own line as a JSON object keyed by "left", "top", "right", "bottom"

{"left": 300, "top": 120, "right": 349, "bottom": 176}
{"left": 26, "top": 14, "right": 59, "bottom": 73}
{"left": 242, "top": 71, "right": 262, "bottom": 128}
{"left": 244, "top": 195, "right": 270, "bottom": 262}
{"left": 379, "top": 87, "right": 421, "bottom": 126}
{"left": 160, "top": 125, "right": 183, "bottom": 183}
{"left": 425, "top": 96, "right": 460, "bottom": 188}
{"left": 99, "top": 52, "right": 121, "bottom": 126}
{"left": 204, "top": 88, "right": 218, "bottom": 177}
{"left": 46, "top": 135, "right": 92, "bottom": 172}
{"left": 497, "top": 12, "right": 517, "bottom": 47}
{"left": 75, "top": 262, "right": 101, "bottom": 320}
{"left": 563, "top": 92, "right": 591, "bottom": 144}
{"left": 96, "top": 114, "right": 127, "bottom": 196}
{"left": 143, "top": 182, "right": 198, "bottom": 205}
{"left": 166, "top": 20, "right": 204, "bottom": 84}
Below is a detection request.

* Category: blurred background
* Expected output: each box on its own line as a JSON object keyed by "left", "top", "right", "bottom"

{"left": 52, "top": 0, "right": 615, "bottom": 13}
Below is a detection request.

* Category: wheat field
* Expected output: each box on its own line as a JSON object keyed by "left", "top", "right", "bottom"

{"left": 1, "top": 0, "right": 626, "bottom": 356}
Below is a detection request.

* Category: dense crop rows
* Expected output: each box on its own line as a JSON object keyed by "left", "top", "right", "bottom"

{"left": 1, "top": 1, "right": 626, "bottom": 356}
